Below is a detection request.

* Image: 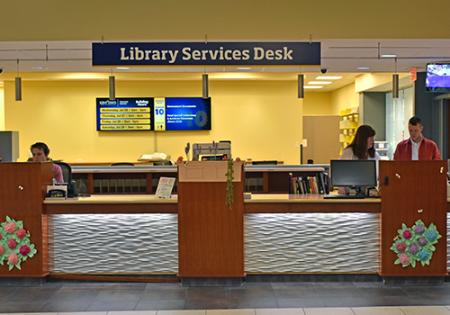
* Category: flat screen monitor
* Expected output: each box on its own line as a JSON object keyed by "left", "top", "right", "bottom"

{"left": 154, "top": 97, "right": 211, "bottom": 131}
{"left": 426, "top": 63, "right": 450, "bottom": 92}
{"left": 96, "top": 98, "right": 153, "bottom": 131}
{"left": 330, "top": 160, "right": 377, "bottom": 188}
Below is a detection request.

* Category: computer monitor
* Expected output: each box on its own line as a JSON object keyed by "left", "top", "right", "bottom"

{"left": 330, "top": 160, "right": 377, "bottom": 191}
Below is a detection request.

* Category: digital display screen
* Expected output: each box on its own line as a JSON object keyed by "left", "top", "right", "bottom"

{"left": 154, "top": 97, "right": 211, "bottom": 131}
{"left": 97, "top": 97, "right": 211, "bottom": 131}
{"left": 426, "top": 63, "right": 450, "bottom": 92}
{"left": 96, "top": 98, "right": 153, "bottom": 131}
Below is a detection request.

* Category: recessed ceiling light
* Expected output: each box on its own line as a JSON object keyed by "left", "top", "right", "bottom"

{"left": 357, "top": 66, "right": 370, "bottom": 70}
{"left": 304, "top": 85, "right": 323, "bottom": 89}
{"left": 315, "top": 76, "right": 342, "bottom": 80}
{"left": 116, "top": 67, "right": 130, "bottom": 70}
{"left": 381, "top": 54, "right": 397, "bottom": 58}
{"left": 308, "top": 81, "right": 332, "bottom": 85}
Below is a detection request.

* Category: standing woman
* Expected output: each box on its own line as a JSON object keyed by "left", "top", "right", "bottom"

{"left": 340, "top": 125, "right": 380, "bottom": 160}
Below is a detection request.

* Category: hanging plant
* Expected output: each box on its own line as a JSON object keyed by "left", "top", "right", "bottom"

{"left": 225, "top": 159, "right": 234, "bottom": 209}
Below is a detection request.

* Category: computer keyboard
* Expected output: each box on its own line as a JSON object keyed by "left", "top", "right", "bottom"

{"left": 323, "top": 194, "right": 366, "bottom": 199}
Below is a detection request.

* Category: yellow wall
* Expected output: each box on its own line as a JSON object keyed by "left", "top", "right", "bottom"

{"left": 331, "top": 83, "right": 359, "bottom": 114}
{"left": 302, "top": 92, "right": 332, "bottom": 116}
{"left": 5, "top": 79, "right": 319, "bottom": 164}
{"left": 1, "top": 0, "right": 450, "bottom": 40}
{"left": 0, "top": 86, "right": 4, "bottom": 130}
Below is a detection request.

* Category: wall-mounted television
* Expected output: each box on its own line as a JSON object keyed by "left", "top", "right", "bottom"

{"left": 96, "top": 97, "right": 211, "bottom": 131}
{"left": 426, "top": 63, "right": 450, "bottom": 92}
{"left": 154, "top": 97, "right": 211, "bottom": 131}
{"left": 96, "top": 98, "right": 153, "bottom": 131}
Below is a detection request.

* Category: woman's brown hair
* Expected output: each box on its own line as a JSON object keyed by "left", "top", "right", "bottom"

{"left": 347, "top": 125, "right": 376, "bottom": 159}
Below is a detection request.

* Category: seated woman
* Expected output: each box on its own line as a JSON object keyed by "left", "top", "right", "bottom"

{"left": 30, "top": 142, "right": 64, "bottom": 184}
{"left": 340, "top": 125, "right": 380, "bottom": 161}
{"left": 339, "top": 125, "right": 380, "bottom": 196}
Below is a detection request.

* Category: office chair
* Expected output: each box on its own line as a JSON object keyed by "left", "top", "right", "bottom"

{"left": 53, "top": 161, "right": 78, "bottom": 197}
{"left": 53, "top": 161, "right": 72, "bottom": 183}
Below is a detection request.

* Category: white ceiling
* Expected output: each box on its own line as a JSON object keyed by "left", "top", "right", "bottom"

{"left": 0, "top": 39, "right": 448, "bottom": 74}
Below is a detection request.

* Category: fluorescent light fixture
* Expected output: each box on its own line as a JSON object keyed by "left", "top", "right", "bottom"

{"left": 315, "top": 76, "right": 342, "bottom": 80}
{"left": 202, "top": 74, "right": 209, "bottom": 98}
{"left": 393, "top": 74, "right": 399, "bottom": 98}
{"left": 237, "top": 67, "right": 251, "bottom": 70}
{"left": 308, "top": 81, "right": 332, "bottom": 85}
{"left": 116, "top": 67, "right": 130, "bottom": 70}
{"left": 357, "top": 66, "right": 370, "bottom": 70}
{"left": 15, "top": 77, "right": 22, "bottom": 101}
{"left": 298, "top": 74, "right": 304, "bottom": 99}
{"left": 381, "top": 54, "right": 397, "bottom": 58}
{"left": 109, "top": 75, "right": 115, "bottom": 100}
{"left": 304, "top": 85, "right": 323, "bottom": 89}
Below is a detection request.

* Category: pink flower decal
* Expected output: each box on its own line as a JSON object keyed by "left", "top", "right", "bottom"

{"left": 7, "top": 253, "right": 18, "bottom": 265}
{"left": 15, "top": 229, "right": 27, "bottom": 239}
{"left": 396, "top": 242, "right": 406, "bottom": 252}
{"left": 399, "top": 253, "right": 410, "bottom": 266}
{"left": 0, "top": 216, "right": 37, "bottom": 270}
{"left": 19, "top": 245, "right": 30, "bottom": 256}
{"left": 7, "top": 239, "right": 16, "bottom": 249}
{"left": 403, "top": 229, "right": 412, "bottom": 239}
{"left": 4, "top": 222, "right": 16, "bottom": 234}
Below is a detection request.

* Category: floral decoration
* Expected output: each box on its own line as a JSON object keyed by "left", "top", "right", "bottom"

{"left": 0, "top": 216, "right": 37, "bottom": 270}
{"left": 390, "top": 219, "right": 441, "bottom": 268}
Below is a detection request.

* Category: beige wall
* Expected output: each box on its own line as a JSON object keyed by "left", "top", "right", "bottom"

{"left": 5, "top": 79, "right": 318, "bottom": 164}
{"left": 331, "top": 83, "right": 359, "bottom": 114}
{"left": 303, "top": 92, "right": 332, "bottom": 115}
{"left": 1, "top": 1, "right": 450, "bottom": 40}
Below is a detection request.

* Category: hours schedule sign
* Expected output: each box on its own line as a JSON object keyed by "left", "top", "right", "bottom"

{"left": 96, "top": 98, "right": 153, "bottom": 131}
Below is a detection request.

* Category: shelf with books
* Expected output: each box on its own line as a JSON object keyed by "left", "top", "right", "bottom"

{"left": 289, "top": 171, "right": 330, "bottom": 196}
{"left": 339, "top": 107, "right": 359, "bottom": 155}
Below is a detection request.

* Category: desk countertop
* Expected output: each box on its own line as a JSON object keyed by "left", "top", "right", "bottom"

{"left": 245, "top": 194, "right": 381, "bottom": 203}
{"left": 44, "top": 194, "right": 178, "bottom": 204}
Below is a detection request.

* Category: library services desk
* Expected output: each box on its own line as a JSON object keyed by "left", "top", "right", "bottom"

{"left": 0, "top": 161, "right": 448, "bottom": 280}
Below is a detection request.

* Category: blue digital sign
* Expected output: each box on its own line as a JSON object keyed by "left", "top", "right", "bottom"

{"left": 154, "top": 97, "right": 211, "bottom": 131}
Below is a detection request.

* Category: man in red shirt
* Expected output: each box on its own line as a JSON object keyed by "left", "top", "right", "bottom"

{"left": 393, "top": 116, "right": 441, "bottom": 161}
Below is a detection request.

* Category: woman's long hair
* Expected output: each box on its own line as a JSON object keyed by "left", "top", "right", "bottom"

{"left": 347, "top": 125, "right": 376, "bottom": 159}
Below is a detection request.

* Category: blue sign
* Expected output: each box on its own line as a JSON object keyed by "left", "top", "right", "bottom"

{"left": 154, "top": 97, "right": 211, "bottom": 131}
{"left": 92, "top": 42, "right": 320, "bottom": 66}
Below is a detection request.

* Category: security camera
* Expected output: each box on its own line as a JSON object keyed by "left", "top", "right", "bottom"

{"left": 320, "top": 68, "right": 327, "bottom": 74}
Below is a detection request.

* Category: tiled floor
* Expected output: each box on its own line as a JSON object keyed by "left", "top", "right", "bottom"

{"left": 2, "top": 281, "right": 450, "bottom": 313}
{"left": 3, "top": 308, "right": 450, "bottom": 315}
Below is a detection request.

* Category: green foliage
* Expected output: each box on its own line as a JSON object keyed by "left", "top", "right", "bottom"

{"left": 225, "top": 159, "right": 234, "bottom": 209}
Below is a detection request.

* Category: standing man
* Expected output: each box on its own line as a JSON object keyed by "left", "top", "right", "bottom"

{"left": 393, "top": 116, "right": 441, "bottom": 161}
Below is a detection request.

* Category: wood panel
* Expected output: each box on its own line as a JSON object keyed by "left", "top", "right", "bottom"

{"left": 178, "top": 164, "right": 244, "bottom": 277}
{"left": 379, "top": 161, "right": 447, "bottom": 276}
{"left": 245, "top": 202, "right": 380, "bottom": 213}
{"left": 0, "top": 163, "right": 52, "bottom": 277}
{"left": 44, "top": 203, "right": 178, "bottom": 214}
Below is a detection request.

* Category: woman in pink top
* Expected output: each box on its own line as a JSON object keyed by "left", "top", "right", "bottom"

{"left": 30, "top": 142, "right": 64, "bottom": 183}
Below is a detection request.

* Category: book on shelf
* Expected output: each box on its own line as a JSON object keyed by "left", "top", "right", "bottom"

{"left": 289, "top": 173, "right": 329, "bottom": 195}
